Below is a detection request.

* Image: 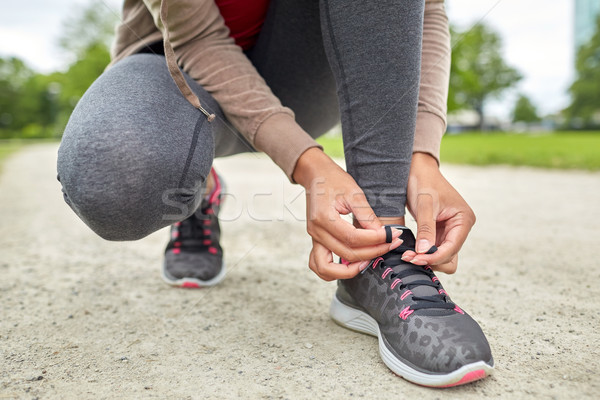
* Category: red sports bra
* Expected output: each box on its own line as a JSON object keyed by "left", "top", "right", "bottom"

{"left": 214, "top": 0, "right": 271, "bottom": 50}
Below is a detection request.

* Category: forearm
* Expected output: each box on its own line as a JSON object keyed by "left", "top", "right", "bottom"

{"left": 413, "top": 0, "right": 451, "bottom": 163}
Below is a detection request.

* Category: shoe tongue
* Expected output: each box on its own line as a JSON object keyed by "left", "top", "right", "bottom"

{"left": 381, "top": 225, "right": 438, "bottom": 298}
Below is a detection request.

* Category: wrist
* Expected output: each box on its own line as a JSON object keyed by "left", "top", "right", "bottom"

{"left": 293, "top": 147, "right": 338, "bottom": 188}
{"left": 411, "top": 152, "right": 439, "bottom": 171}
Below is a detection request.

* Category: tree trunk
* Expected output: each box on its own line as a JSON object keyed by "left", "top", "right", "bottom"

{"left": 475, "top": 102, "right": 485, "bottom": 131}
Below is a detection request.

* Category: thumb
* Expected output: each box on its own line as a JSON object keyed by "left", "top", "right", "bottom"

{"left": 350, "top": 192, "right": 382, "bottom": 231}
{"left": 415, "top": 193, "right": 436, "bottom": 253}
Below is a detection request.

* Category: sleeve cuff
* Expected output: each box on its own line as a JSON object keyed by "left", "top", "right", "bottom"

{"left": 253, "top": 113, "right": 323, "bottom": 182}
{"left": 413, "top": 111, "right": 446, "bottom": 165}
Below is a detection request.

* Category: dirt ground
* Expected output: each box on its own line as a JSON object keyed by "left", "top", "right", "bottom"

{"left": 1, "top": 143, "right": 599, "bottom": 399}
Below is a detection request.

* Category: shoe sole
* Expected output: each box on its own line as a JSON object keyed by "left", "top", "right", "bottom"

{"left": 161, "top": 259, "right": 227, "bottom": 289}
{"left": 329, "top": 294, "right": 494, "bottom": 387}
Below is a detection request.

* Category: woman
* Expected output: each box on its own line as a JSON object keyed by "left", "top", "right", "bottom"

{"left": 57, "top": 0, "right": 493, "bottom": 387}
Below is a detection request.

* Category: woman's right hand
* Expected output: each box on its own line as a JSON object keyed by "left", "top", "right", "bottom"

{"left": 293, "top": 148, "right": 403, "bottom": 281}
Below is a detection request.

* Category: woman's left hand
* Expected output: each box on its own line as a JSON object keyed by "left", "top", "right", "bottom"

{"left": 401, "top": 152, "right": 476, "bottom": 274}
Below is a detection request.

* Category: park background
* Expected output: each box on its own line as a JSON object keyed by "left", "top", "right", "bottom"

{"left": 1, "top": 0, "right": 600, "bottom": 169}
{"left": 1, "top": 1, "right": 599, "bottom": 399}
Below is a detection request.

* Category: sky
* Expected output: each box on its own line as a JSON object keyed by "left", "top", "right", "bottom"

{"left": 0, "top": 0, "right": 574, "bottom": 120}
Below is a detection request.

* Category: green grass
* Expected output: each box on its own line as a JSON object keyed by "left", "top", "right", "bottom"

{"left": 318, "top": 132, "right": 600, "bottom": 170}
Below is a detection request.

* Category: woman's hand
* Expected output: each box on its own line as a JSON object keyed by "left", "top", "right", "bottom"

{"left": 402, "top": 152, "right": 476, "bottom": 274}
{"left": 293, "top": 148, "right": 403, "bottom": 281}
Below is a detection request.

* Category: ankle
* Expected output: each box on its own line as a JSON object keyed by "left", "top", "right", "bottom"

{"left": 204, "top": 169, "right": 215, "bottom": 198}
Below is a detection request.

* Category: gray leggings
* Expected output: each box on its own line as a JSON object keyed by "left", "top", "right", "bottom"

{"left": 57, "top": 0, "right": 424, "bottom": 241}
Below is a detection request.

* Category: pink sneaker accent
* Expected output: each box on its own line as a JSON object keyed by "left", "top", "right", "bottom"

{"left": 174, "top": 241, "right": 181, "bottom": 247}
{"left": 382, "top": 267, "right": 393, "bottom": 279}
{"left": 172, "top": 248, "right": 181, "bottom": 255}
{"left": 371, "top": 257, "right": 384, "bottom": 269}
{"left": 439, "top": 289, "right": 448, "bottom": 295}
{"left": 432, "top": 276, "right": 439, "bottom": 282}
{"left": 182, "top": 281, "right": 201, "bottom": 289}
{"left": 208, "top": 246, "right": 218, "bottom": 255}
{"left": 203, "top": 229, "right": 211, "bottom": 235}
{"left": 390, "top": 278, "right": 402, "bottom": 290}
{"left": 399, "top": 306, "right": 414, "bottom": 320}
{"left": 438, "top": 369, "right": 487, "bottom": 388}
{"left": 454, "top": 305, "right": 465, "bottom": 314}
{"left": 207, "top": 167, "right": 222, "bottom": 205}
{"left": 171, "top": 231, "right": 179, "bottom": 239}
{"left": 203, "top": 219, "right": 211, "bottom": 225}
{"left": 340, "top": 258, "right": 351, "bottom": 266}
{"left": 203, "top": 239, "right": 211, "bottom": 245}
{"left": 400, "top": 290, "right": 413, "bottom": 300}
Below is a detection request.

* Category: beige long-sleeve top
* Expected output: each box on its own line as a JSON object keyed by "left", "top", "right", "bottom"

{"left": 111, "top": 0, "right": 450, "bottom": 181}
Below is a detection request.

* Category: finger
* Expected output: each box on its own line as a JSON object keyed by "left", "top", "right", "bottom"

{"left": 415, "top": 192, "right": 436, "bottom": 254}
{"left": 315, "top": 228, "right": 403, "bottom": 263}
{"left": 409, "top": 219, "right": 471, "bottom": 266}
{"left": 309, "top": 241, "right": 368, "bottom": 281}
{"left": 431, "top": 254, "right": 458, "bottom": 274}
{"left": 315, "top": 215, "right": 401, "bottom": 248}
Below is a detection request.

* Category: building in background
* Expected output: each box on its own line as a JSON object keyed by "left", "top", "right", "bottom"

{"left": 574, "top": 0, "right": 600, "bottom": 50}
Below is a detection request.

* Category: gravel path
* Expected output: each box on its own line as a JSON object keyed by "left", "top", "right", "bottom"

{"left": 1, "top": 143, "right": 599, "bottom": 399}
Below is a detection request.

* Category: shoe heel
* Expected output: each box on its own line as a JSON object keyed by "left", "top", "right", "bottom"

{"left": 330, "top": 295, "right": 378, "bottom": 337}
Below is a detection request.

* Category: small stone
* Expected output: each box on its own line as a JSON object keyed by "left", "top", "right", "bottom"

{"left": 304, "top": 343, "right": 313, "bottom": 349}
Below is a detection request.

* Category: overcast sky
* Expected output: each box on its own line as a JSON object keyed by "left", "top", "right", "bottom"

{"left": 1, "top": 0, "right": 574, "bottom": 119}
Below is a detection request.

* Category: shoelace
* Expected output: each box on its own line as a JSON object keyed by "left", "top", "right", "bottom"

{"left": 375, "top": 254, "right": 456, "bottom": 312}
{"left": 170, "top": 203, "right": 218, "bottom": 255}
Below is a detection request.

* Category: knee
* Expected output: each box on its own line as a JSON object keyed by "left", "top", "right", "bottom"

{"left": 57, "top": 130, "right": 199, "bottom": 242}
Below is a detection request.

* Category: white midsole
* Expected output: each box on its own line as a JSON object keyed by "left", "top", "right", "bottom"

{"left": 329, "top": 294, "right": 494, "bottom": 387}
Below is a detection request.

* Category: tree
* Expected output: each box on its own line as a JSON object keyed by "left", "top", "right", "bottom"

{"left": 449, "top": 23, "right": 522, "bottom": 129}
{"left": 0, "top": 57, "right": 60, "bottom": 138}
{"left": 566, "top": 16, "right": 600, "bottom": 128}
{"left": 512, "top": 94, "right": 540, "bottom": 123}
{"left": 0, "top": 0, "right": 119, "bottom": 139}
{"left": 58, "top": 0, "right": 119, "bottom": 64}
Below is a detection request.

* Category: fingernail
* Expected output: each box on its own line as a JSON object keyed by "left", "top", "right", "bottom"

{"left": 401, "top": 255, "right": 411, "bottom": 261}
{"left": 416, "top": 239, "right": 430, "bottom": 253}
{"left": 389, "top": 238, "right": 403, "bottom": 250}
{"left": 410, "top": 258, "right": 427, "bottom": 266}
{"left": 393, "top": 229, "right": 403, "bottom": 238}
{"left": 358, "top": 261, "right": 370, "bottom": 271}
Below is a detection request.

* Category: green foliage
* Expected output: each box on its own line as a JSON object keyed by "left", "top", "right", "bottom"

{"left": 566, "top": 16, "right": 600, "bottom": 127}
{"left": 317, "top": 132, "right": 600, "bottom": 170}
{"left": 449, "top": 24, "right": 522, "bottom": 128}
{"left": 58, "top": 0, "right": 119, "bottom": 62}
{"left": 512, "top": 94, "right": 540, "bottom": 123}
{"left": 0, "top": 58, "right": 59, "bottom": 138}
{"left": 0, "top": 0, "right": 117, "bottom": 139}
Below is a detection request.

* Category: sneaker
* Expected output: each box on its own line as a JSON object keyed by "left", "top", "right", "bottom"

{"left": 162, "top": 168, "right": 226, "bottom": 288}
{"left": 330, "top": 225, "right": 493, "bottom": 387}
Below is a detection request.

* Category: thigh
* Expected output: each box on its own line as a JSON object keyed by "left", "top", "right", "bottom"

{"left": 57, "top": 54, "right": 216, "bottom": 240}
{"left": 248, "top": 0, "right": 340, "bottom": 138}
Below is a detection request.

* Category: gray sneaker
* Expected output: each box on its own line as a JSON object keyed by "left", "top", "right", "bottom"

{"left": 330, "top": 225, "right": 494, "bottom": 387}
{"left": 162, "top": 168, "right": 226, "bottom": 288}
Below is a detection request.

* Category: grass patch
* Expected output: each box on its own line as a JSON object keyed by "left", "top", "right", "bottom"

{"left": 316, "top": 135, "right": 345, "bottom": 159}
{"left": 318, "top": 132, "right": 600, "bottom": 170}
{"left": 441, "top": 132, "right": 600, "bottom": 170}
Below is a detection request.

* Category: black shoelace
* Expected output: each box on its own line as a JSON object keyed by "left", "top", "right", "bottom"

{"left": 375, "top": 252, "right": 456, "bottom": 312}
